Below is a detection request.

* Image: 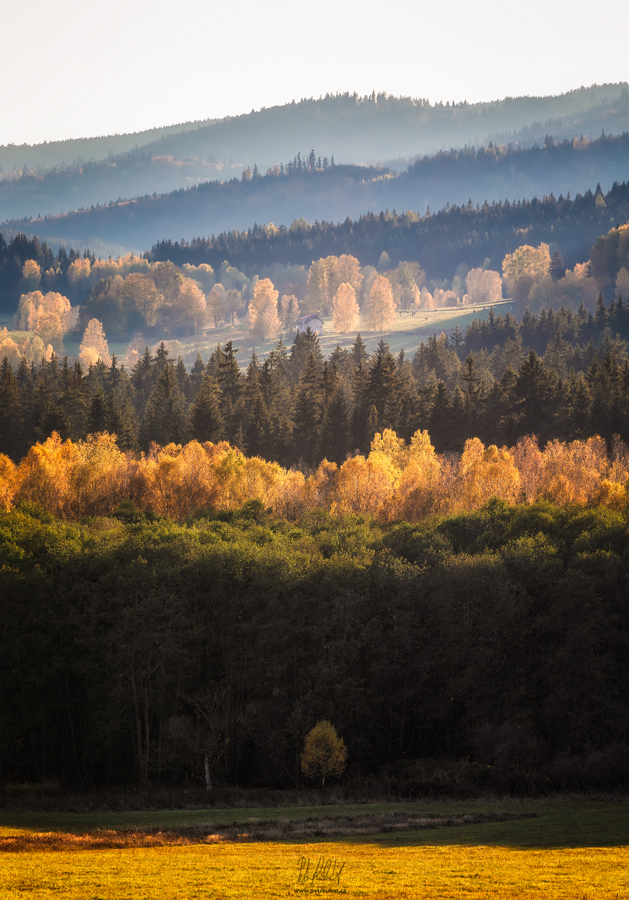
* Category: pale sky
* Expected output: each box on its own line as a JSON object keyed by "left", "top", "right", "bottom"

{"left": 2, "top": 0, "right": 627, "bottom": 146}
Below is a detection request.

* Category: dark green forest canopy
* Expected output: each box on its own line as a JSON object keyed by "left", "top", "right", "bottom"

{"left": 1, "top": 501, "right": 628, "bottom": 791}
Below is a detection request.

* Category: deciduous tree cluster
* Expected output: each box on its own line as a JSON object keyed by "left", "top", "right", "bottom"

{"left": 1, "top": 427, "right": 628, "bottom": 523}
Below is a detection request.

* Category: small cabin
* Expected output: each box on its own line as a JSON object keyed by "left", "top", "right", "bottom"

{"left": 296, "top": 314, "right": 324, "bottom": 334}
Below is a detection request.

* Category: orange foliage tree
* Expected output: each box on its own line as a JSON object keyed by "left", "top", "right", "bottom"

{"left": 3, "top": 429, "right": 628, "bottom": 523}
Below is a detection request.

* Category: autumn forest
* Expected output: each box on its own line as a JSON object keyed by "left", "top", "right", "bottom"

{"left": 2, "top": 85, "right": 629, "bottom": 799}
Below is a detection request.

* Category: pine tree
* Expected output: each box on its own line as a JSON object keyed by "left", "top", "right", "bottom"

{"left": 89, "top": 387, "right": 107, "bottom": 433}
{"left": 188, "top": 371, "right": 223, "bottom": 443}
{"left": 0, "top": 359, "right": 22, "bottom": 460}
{"left": 549, "top": 250, "right": 565, "bottom": 281}
{"left": 366, "top": 339, "right": 401, "bottom": 433}
{"left": 189, "top": 353, "right": 206, "bottom": 393}
{"left": 293, "top": 354, "right": 323, "bottom": 465}
{"left": 131, "top": 347, "right": 155, "bottom": 414}
{"left": 139, "top": 365, "right": 187, "bottom": 449}
{"left": 350, "top": 361, "right": 371, "bottom": 453}
{"left": 104, "top": 386, "right": 138, "bottom": 451}
{"left": 319, "top": 382, "right": 350, "bottom": 464}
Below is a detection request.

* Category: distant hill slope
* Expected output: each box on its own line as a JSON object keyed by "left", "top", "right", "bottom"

{"left": 1, "top": 85, "right": 628, "bottom": 223}
{"left": 0, "top": 154, "right": 244, "bottom": 222}
{"left": 6, "top": 132, "right": 629, "bottom": 256}
{"left": 148, "top": 181, "right": 629, "bottom": 284}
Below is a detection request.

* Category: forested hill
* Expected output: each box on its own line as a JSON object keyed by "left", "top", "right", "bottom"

{"left": 151, "top": 180, "right": 629, "bottom": 283}
{"left": 3, "top": 84, "right": 627, "bottom": 174}
{"left": 6, "top": 133, "right": 629, "bottom": 257}
{"left": 1, "top": 85, "right": 628, "bottom": 227}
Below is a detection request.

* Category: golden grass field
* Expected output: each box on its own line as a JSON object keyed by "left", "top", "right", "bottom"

{"left": 0, "top": 799, "right": 627, "bottom": 899}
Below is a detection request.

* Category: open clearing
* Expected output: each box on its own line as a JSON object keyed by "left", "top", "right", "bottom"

{"left": 0, "top": 297, "right": 513, "bottom": 369}
{"left": 157, "top": 298, "right": 516, "bottom": 368}
{"left": 0, "top": 798, "right": 627, "bottom": 899}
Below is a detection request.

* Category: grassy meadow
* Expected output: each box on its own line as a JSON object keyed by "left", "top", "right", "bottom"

{"left": 5, "top": 297, "right": 512, "bottom": 370}
{"left": 1, "top": 798, "right": 627, "bottom": 899}
{"left": 167, "top": 298, "right": 516, "bottom": 369}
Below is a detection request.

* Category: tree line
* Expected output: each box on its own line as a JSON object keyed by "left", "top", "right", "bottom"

{"left": 151, "top": 178, "right": 629, "bottom": 286}
{"left": 2, "top": 424, "right": 628, "bottom": 523}
{"left": 0, "top": 232, "right": 95, "bottom": 313}
{"left": 2, "top": 295, "right": 629, "bottom": 465}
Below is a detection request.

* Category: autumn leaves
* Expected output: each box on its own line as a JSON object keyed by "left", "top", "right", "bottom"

{"left": 1, "top": 428, "right": 626, "bottom": 523}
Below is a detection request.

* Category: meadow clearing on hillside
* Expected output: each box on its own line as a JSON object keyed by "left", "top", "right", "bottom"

{"left": 144, "top": 299, "right": 515, "bottom": 369}
{"left": 0, "top": 799, "right": 627, "bottom": 899}
{"left": 2, "top": 299, "right": 509, "bottom": 370}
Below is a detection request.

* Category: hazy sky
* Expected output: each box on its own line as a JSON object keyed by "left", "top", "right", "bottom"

{"left": 3, "top": 0, "right": 627, "bottom": 145}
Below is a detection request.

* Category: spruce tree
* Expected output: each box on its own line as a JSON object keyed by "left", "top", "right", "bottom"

{"left": 351, "top": 333, "right": 368, "bottom": 369}
{"left": 293, "top": 353, "right": 323, "bottom": 465}
{"left": 88, "top": 387, "right": 107, "bottom": 434}
{"left": 218, "top": 340, "right": 243, "bottom": 441}
{"left": 320, "top": 383, "right": 350, "bottom": 464}
{"left": 289, "top": 328, "right": 323, "bottom": 384}
{"left": 188, "top": 371, "right": 223, "bottom": 443}
{"left": 16, "top": 357, "right": 36, "bottom": 455}
{"left": 139, "top": 365, "right": 187, "bottom": 449}
{"left": 104, "top": 387, "right": 138, "bottom": 451}
{"left": 0, "top": 359, "right": 22, "bottom": 460}
{"left": 131, "top": 347, "right": 155, "bottom": 414}
{"left": 429, "top": 382, "right": 453, "bottom": 452}
{"left": 189, "top": 353, "right": 206, "bottom": 393}
{"left": 549, "top": 250, "right": 565, "bottom": 281}
{"left": 350, "top": 361, "right": 371, "bottom": 454}
{"left": 175, "top": 356, "right": 193, "bottom": 403}
{"left": 366, "top": 339, "right": 401, "bottom": 433}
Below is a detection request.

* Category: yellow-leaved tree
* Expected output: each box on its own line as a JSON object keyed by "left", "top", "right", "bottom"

{"left": 365, "top": 275, "right": 396, "bottom": 331}
{"left": 301, "top": 721, "right": 347, "bottom": 787}
{"left": 502, "top": 244, "right": 551, "bottom": 301}
{"left": 464, "top": 268, "right": 503, "bottom": 305}
{"left": 15, "top": 290, "right": 72, "bottom": 350}
{"left": 248, "top": 278, "right": 281, "bottom": 341}
{"left": 458, "top": 438, "right": 522, "bottom": 509}
{"left": 21, "top": 259, "right": 41, "bottom": 290}
{"left": 207, "top": 288, "right": 226, "bottom": 329}
{"left": 0, "top": 454, "right": 18, "bottom": 511}
{"left": 332, "top": 283, "right": 360, "bottom": 333}
{"left": 396, "top": 429, "right": 443, "bottom": 520}
{"left": 79, "top": 318, "right": 112, "bottom": 368}
{"left": 173, "top": 278, "right": 207, "bottom": 332}
{"left": 307, "top": 255, "right": 363, "bottom": 314}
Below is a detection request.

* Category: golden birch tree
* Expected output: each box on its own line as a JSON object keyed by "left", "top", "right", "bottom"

{"left": 248, "top": 278, "right": 281, "bottom": 341}
{"left": 15, "top": 290, "right": 72, "bottom": 349}
{"left": 301, "top": 721, "right": 347, "bottom": 787}
{"left": 365, "top": 275, "right": 396, "bottom": 330}
{"left": 79, "top": 318, "right": 112, "bottom": 368}
{"left": 332, "top": 283, "right": 360, "bottom": 333}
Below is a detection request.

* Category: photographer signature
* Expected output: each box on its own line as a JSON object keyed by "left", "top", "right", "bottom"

{"left": 296, "top": 855, "right": 346, "bottom": 889}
